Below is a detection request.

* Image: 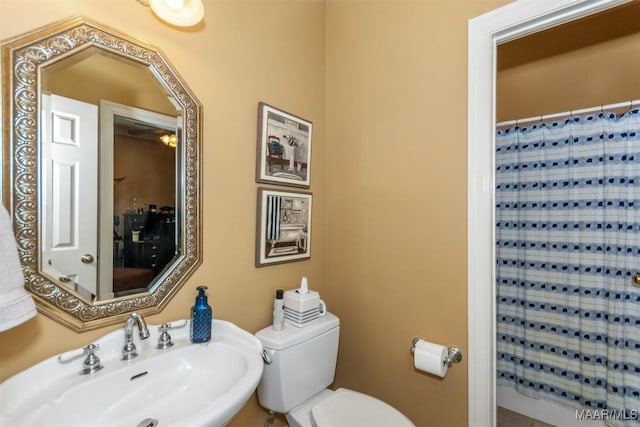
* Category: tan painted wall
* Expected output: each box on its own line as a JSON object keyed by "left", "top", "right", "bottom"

{"left": 497, "top": 1, "right": 640, "bottom": 122}
{"left": 43, "top": 50, "right": 178, "bottom": 116}
{"left": 113, "top": 134, "right": 176, "bottom": 216}
{"left": 324, "top": 1, "right": 508, "bottom": 426}
{"left": 0, "top": 1, "right": 326, "bottom": 425}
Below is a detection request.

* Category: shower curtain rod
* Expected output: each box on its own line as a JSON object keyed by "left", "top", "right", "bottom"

{"left": 495, "top": 99, "right": 640, "bottom": 128}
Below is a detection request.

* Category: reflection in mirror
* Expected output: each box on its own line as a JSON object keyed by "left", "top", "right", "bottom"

{"left": 2, "top": 17, "right": 201, "bottom": 330}
{"left": 41, "top": 47, "right": 181, "bottom": 302}
{"left": 110, "top": 109, "right": 179, "bottom": 299}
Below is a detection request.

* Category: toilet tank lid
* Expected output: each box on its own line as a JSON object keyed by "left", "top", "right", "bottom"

{"left": 255, "top": 312, "right": 339, "bottom": 350}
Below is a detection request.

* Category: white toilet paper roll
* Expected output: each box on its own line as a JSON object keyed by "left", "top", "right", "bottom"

{"left": 413, "top": 339, "right": 448, "bottom": 378}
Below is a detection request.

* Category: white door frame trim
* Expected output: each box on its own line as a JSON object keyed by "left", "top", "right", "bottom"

{"left": 466, "top": 1, "right": 633, "bottom": 425}
{"left": 98, "top": 100, "right": 178, "bottom": 300}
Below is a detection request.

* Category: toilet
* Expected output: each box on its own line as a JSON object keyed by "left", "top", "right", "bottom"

{"left": 255, "top": 312, "right": 415, "bottom": 427}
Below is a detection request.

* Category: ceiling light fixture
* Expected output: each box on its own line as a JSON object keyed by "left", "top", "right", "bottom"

{"left": 137, "top": 0, "right": 204, "bottom": 27}
{"left": 160, "top": 134, "right": 178, "bottom": 148}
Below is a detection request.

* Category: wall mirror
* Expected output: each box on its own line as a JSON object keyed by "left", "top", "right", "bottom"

{"left": 1, "top": 16, "right": 201, "bottom": 330}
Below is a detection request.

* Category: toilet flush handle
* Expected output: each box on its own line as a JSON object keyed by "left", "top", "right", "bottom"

{"left": 261, "top": 349, "right": 272, "bottom": 365}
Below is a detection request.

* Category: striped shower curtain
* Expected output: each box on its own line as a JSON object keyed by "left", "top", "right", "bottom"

{"left": 495, "top": 108, "right": 640, "bottom": 425}
{"left": 266, "top": 195, "right": 281, "bottom": 241}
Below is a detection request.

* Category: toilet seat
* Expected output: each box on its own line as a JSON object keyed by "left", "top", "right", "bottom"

{"left": 310, "top": 388, "right": 415, "bottom": 427}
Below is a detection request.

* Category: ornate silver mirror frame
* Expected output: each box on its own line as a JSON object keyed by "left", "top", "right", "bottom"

{"left": 1, "top": 16, "right": 201, "bottom": 331}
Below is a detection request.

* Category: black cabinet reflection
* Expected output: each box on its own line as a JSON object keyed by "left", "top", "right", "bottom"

{"left": 114, "top": 210, "right": 175, "bottom": 296}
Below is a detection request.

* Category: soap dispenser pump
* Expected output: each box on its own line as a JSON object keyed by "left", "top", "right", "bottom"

{"left": 191, "top": 286, "right": 212, "bottom": 343}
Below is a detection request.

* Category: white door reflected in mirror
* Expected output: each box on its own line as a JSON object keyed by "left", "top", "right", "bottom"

{"left": 41, "top": 94, "right": 98, "bottom": 299}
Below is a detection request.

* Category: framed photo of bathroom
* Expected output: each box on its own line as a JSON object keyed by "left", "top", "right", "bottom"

{"left": 255, "top": 188, "right": 312, "bottom": 267}
{"left": 256, "top": 102, "right": 313, "bottom": 188}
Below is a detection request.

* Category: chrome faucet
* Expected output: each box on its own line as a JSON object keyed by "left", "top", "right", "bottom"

{"left": 58, "top": 343, "right": 103, "bottom": 375}
{"left": 121, "top": 312, "right": 150, "bottom": 360}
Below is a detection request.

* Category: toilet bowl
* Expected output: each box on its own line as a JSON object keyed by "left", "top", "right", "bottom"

{"left": 255, "top": 312, "right": 414, "bottom": 427}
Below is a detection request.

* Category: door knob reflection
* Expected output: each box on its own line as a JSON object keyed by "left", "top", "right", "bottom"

{"left": 81, "top": 254, "right": 95, "bottom": 264}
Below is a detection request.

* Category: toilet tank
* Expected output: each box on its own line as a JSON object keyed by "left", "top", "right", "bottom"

{"left": 255, "top": 312, "right": 340, "bottom": 414}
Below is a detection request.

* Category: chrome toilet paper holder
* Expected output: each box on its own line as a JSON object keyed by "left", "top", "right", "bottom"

{"left": 411, "top": 337, "right": 463, "bottom": 367}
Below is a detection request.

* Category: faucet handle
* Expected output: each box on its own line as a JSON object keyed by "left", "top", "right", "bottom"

{"left": 156, "top": 320, "right": 187, "bottom": 349}
{"left": 78, "top": 343, "right": 103, "bottom": 375}
{"left": 168, "top": 320, "right": 188, "bottom": 329}
{"left": 157, "top": 324, "right": 174, "bottom": 349}
{"left": 83, "top": 343, "right": 100, "bottom": 354}
{"left": 58, "top": 348, "right": 84, "bottom": 363}
{"left": 58, "top": 343, "right": 101, "bottom": 364}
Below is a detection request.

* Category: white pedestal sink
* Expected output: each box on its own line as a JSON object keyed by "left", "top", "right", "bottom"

{"left": 0, "top": 319, "right": 264, "bottom": 427}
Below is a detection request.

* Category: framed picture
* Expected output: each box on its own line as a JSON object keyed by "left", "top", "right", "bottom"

{"left": 256, "top": 188, "right": 312, "bottom": 267}
{"left": 256, "top": 102, "right": 312, "bottom": 188}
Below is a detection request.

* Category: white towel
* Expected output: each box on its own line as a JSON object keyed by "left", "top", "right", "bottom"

{"left": 0, "top": 204, "right": 36, "bottom": 332}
